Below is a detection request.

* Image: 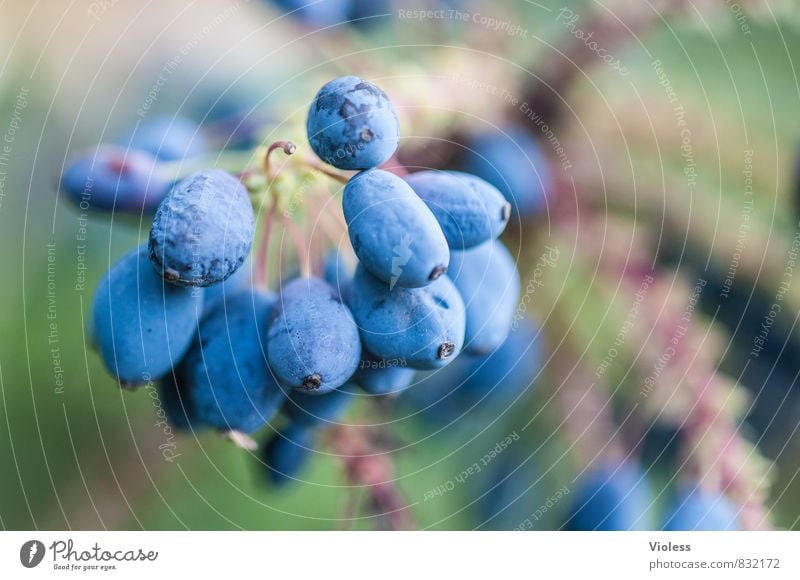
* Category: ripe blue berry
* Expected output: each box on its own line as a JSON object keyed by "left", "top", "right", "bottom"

{"left": 355, "top": 351, "right": 416, "bottom": 395}
{"left": 405, "top": 170, "right": 511, "bottom": 249}
{"left": 462, "top": 125, "right": 551, "bottom": 217}
{"left": 267, "top": 277, "right": 361, "bottom": 394}
{"left": 307, "top": 76, "right": 399, "bottom": 170}
{"left": 262, "top": 425, "right": 314, "bottom": 486}
{"left": 348, "top": 264, "right": 466, "bottom": 369}
{"left": 181, "top": 290, "right": 285, "bottom": 434}
{"left": 283, "top": 382, "right": 356, "bottom": 427}
{"left": 663, "top": 488, "right": 740, "bottom": 531}
{"left": 565, "top": 462, "right": 653, "bottom": 531}
{"left": 344, "top": 169, "right": 449, "bottom": 288}
{"left": 118, "top": 115, "right": 207, "bottom": 161}
{"left": 149, "top": 169, "right": 255, "bottom": 287}
{"left": 92, "top": 245, "right": 203, "bottom": 385}
{"left": 60, "top": 146, "right": 169, "bottom": 213}
{"left": 449, "top": 240, "right": 520, "bottom": 354}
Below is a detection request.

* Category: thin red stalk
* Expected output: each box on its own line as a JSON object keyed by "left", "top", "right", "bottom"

{"left": 280, "top": 213, "right": 312, "bottom": 278}
{"left": 256, "top": 205, "right": 276, "bottom": 290}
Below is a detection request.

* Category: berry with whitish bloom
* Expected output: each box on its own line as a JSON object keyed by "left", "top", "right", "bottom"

{"left": 307, "top": 76, "right": 399, "bottom": 170}
{"left": 663, "top": 487, "right": 740, "bottom": 531}
{"left": 149, "top": 169, "right": 255, "bottom": 287}
{"left": 118, "top": 115, "right": 207, "bottom": 161}
{"left": 347, "top": 264, "right": 466, "bottom": 369}
{"left": 344, "top": 169, "right": 449, "bottom": 288}
{"left": 267, "top": 276, "right": 361, "bottom": 394}
{"left": 92, "top": 245, "right": 203, "bottom": 386}
{"left": 181, "top": 290, "right": 285, "bottom": 434}
{"left": 449, "top": 239, "right": 520, "bottom": 355}
{"left": 462, "top": 125, "right": 552, "bottom": 217}
{"left": 60, "top": 145, "right": 170, "bottom": 213}
{"left": 405, "top": 170, "right": 511, "bottom": 250}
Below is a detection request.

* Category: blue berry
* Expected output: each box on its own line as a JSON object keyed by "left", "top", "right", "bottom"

{"left": 118, "top": 115, "right": 207, "bottom": 161}
{"left": 348, "top": 264, "right": 466, "bottom": 369}
{"left": 149, "top": 169, "right": 255, "bottom": 287}
{"left": 405, "top": 170, "right": 510, "bottom": 249}
{"left": 663, "top": 487, "right": 740, "bottom": 531}
{"left": 344, "top": 169, "right": 449, "bottom": 288}
{"left": 267, "top": 277, "right": 361, "bottom": 394}
{"left": 565, "top": 462, "right": 653, "bottom": 530}
{"left": 283, "top": 382, "right": 356, "bottom": 427}
{"left": 268, "top": 0, "right": 351, "bottom": 27}
{"left": 462, "top": 125, "right": 551, "bottom": 217}
{"left": 307, "top": 76, "right": 399, "bottom": 170}
{"left": 60, "top": 146, "right": 169, "bottom": 213}
{"left": 92, "top": 245, "right": 203, "bottom": 385}
{"left": 262, "top": 425, "right": 315, "bottom": 486}
{"left": 181, "top": 290, "right": 285, "bottom": 434}
{"left": 449, "top": 240, "right": 520, "bottom": 354}
{"left": 355, "top": 351, "right": 416, "bottom": 395}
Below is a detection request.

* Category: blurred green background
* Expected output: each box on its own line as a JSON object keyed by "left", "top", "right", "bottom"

{"left": 1, "top": 0, "right": 800, "bottom": 530}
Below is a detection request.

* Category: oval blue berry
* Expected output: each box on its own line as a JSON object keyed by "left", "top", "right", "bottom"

{"left": 405, "top": 170, "right": 510, "bottom": 249}
{"left": 60, "top": 146, "right": 169, "bottom": 213}
{"left": 347, "top": 264, "right": 466, "bottom": 369}
{"left": 267, "top": 276, "right": 361, "bottom": 394}
{"left": 92, "top": 245, "right": 203, "bottom": 385}
{"left": 181, "top": 290, "right": 285, "bottom": 434}
{"left": 149, "top": 169, "right": 255, "bottom": 287}
{"left": 344, "top": 169, "right": 449, "bottom": 288}
{"left": 307, "top": 76, "right": 399, "bottom": 170}
{"left": 449, "top": 240, "right": 520, "bottom": 354}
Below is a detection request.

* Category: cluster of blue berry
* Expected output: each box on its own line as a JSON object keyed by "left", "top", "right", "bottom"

{"left": 60, "top": 75, "right": 532, "bottom": 488}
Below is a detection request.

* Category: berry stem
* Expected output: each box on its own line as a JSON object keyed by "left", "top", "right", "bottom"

{"left": 263, "top": 140, "right": 297, "bottom": 178}
{"left": 301, "top": 155, "right": 350, "bottom": 185}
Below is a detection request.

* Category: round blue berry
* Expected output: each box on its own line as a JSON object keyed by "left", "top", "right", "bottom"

{"left": 149, "top": 169, "right": 255, "bottom": 287}
{"left": 181, "top": 290, "right": 285, "bottom": 434}
{"left": 347, "top": 264, "right": 466, "bottom": 370}
{"left": 92, "top": 245, "right": 204, "bottom": 385}
{"left": 307, "top": 76, "right": 399, "bottom": 170}
{"left": 267, "top": 276, "right": 361, "bottom": 394}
